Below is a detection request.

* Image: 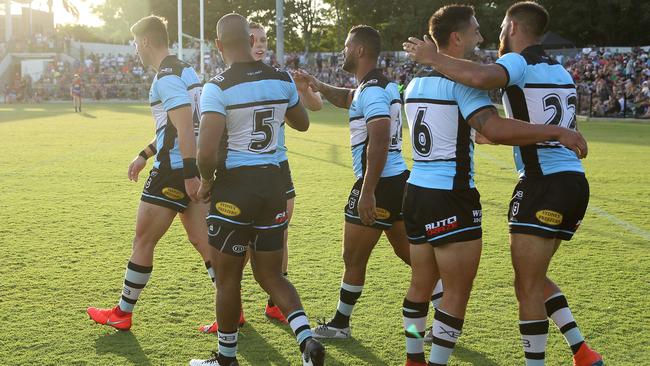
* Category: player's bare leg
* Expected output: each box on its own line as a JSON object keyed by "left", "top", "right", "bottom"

{"left": 511, "top": 233, "right": 556, "bottom": 365}
{"left": 426, "top": 239, "right": 481, "bottom": 365}
{"left": 403, "top": 243, "right": 439, "bottom": 365}
{"left": 87, "top": 201, "right": 176, "bottom": 330}
{"left": 265, "top": 197, "right": 294, "bottom": 323}
{"left": 384, "top": 220, "right": 412, "bottom": 265}
{"left": 311, "top": 222, "right": 382, "bottom": 339}
{"left": 541, "top": 240, "right": 604, "bottom": 365}
{"left": 250, "top": 244, "right": 324, "bottom": 365}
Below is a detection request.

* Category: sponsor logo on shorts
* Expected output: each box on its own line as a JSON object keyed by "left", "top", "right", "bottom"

{"left": 216, "top": 202, "right": 241, "bottom": 217}
{"left": 351, "top": 189, "right": 360, "bottom": 197}
{"left": 514, "top": 190, "right": 524, "bottom": 199}
{"left": 425, "top": 216, "right": 458, "bottom": 236}
{"left": 275, "top": 211, "right": 287, "bottom": 224}
{"left": 536, "top": 210, "right": 563, "bottom": 226}
{"left": 232, "top": 245, "right": 247, "bottom": 254}
{"left": 375, "top": 207, "right": 390, "bottom": 220}
{"left": 162, "top": 187, "right": 185, "bottom": 200}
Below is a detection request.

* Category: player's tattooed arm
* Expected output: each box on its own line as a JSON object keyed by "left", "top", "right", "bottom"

{"left": 313, "top": 81, "right": 353, "bottom": 109}
{"left": 467, "top": 107, "right": 495, "bottom": 134}
{"left": 291, "top": 69, "right": 352, "bottom": 109}
{"left": 467, "top": 107, "right": 588, "bottom": 157}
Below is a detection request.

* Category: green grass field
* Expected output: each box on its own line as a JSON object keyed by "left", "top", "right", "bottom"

{"left": 1, "top": 103, "right": 649, "bottom": 366}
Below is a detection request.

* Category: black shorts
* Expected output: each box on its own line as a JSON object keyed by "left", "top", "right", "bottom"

{"left": 404, "top": 184, "right": 482, "bottom": 246}
{"left": 344, "top": 170, "right": 409, "bottom": 230}
{"left": 279, "top": 159, "right": 296, "bottom": 199}
{"left": 141, "top": 168, "right": 190, "bottom": 212}
{"left": 508, "top": 172, "right": 589, "bottom": 241}
{"left": 207, "top": 165, "right": 288, "bottom": 257}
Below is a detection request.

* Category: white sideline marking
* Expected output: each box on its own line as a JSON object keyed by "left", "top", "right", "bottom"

{"left": 588, "top": 206, "right": 650, "bottom": 241}
{"left": 475, "top": 149, "right": 650, "bottom": 242}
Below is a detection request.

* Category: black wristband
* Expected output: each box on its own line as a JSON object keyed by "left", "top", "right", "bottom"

{"left": 148, "top": 143, "right": 157, "bottom": 155}
{"left": 182, "top": 158, "right": 199, "bottom": 179}
{"left": 139, "top": 150, "right": 148, "bottom": 159}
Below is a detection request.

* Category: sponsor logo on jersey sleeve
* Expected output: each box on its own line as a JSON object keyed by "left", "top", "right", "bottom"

{"left": 535, "top": 210, "right": 563, "bottom": 226}
{"left": 162, "top": 187, "right": 185, "bottom": 200}
{"left": 216, "top": 202, "right": 241, "bottom": 217}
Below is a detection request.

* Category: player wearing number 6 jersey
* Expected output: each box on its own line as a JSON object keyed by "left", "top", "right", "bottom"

{"left": 404, "top": 2, "right": 603, "bottom": 365}
{"left": 86, "top": 15, "right": 216, "bottom": 332}
{"left": 400, "top": 5, "right": 590, "bottom": 366}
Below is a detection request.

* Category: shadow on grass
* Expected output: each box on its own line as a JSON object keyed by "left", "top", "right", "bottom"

{"left": 94, "top": 330, "right": 152, "bottom": 366}
{"left": 455, "top": 344, "right": 500, "bottom": 366}
{"left": 313, "top": 337, "right": 387, "bottom": 366}
{"left": 237, "top": 324, "right": 292, "bottom": 365}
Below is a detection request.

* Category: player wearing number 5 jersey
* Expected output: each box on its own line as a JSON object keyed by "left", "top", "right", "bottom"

{"left": 400, "top": 5, "right": 591, "bottom": 366}
{"left": 87, "top": 15, "right": 216, "bottom": 332}
{"left": 190, "top": 14, "right": 324, "bottom": 366}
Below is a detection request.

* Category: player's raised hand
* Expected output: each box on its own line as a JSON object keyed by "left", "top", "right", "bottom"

{"left": 185, "top": 176, "right": 201, "bottom": 203}
{"left": 358, "top": 191, "right": 377, "bottom": 226}
{"left": 403, "top": 35, "right": 438, "bottom": 65}
{"left": 558, "top": 129, "right": 588, "bottom": 159}
{"left": 128, "top": 155, "right": 147, "bottom": 182}
{"left": 197, "top": 178, "right": 213, "bottom": 203}
{"left": 291, "top": 69, "right": 318, "bottom": 92}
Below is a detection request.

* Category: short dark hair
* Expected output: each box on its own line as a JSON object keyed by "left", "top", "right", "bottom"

{"left": 130, "top": 15, "right": 169, "bottom": 48}
{"left": 428, "top": 4, "right": 475, "bottom": 48}
{"left": 506, "top": 1, "right": 549, "bottom": 38}
{"left": 349, "top": 25, "right": 381, "bottom": 58}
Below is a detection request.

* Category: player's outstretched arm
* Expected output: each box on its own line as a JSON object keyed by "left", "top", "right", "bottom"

{"left": 403, "top": 35, "right": 507, "bottom": 90}
{"left": 285, "top": 102, "right": 310, "bottom": 132}
{"left": 197, "top": 112, "right": 226, "bottom": 202}
{"left": 467, "top": 107, "right": 588, "bottom": 158}
{"left": 292, "top": 70, "right": 352, "bottom": 109}
{"left": 292, "top": 70, "right": 323, "bottom": 111}
{"left": 358, "top": 117, "right": 390, "bottom": 225}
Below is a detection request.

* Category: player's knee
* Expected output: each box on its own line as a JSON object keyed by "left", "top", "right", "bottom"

{"left": 132, "top": 234, "right": 157, "bottom": 252}
{"left": 514, "top": 277, "right": 544, "bottom": 304}
{"left": 186, "top": 233, "right": 206, "bottom": 249}
{"left": 408, "top": 280, "right": 434, "bottom": 302}
{"left": 393, "top": 246, "right": 411, "bottom": 265}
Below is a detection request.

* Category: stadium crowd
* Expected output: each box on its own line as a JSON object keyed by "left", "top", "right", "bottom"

{"left": 4, "top": 41, "right": 650, "bottom": 119}
{"left": 567, "top": 47, "right": 650, "bottom": 118}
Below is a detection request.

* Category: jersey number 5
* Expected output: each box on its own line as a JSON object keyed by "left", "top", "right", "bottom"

{"left": 249, "top": 108, "right": 275, "bottom": 152}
